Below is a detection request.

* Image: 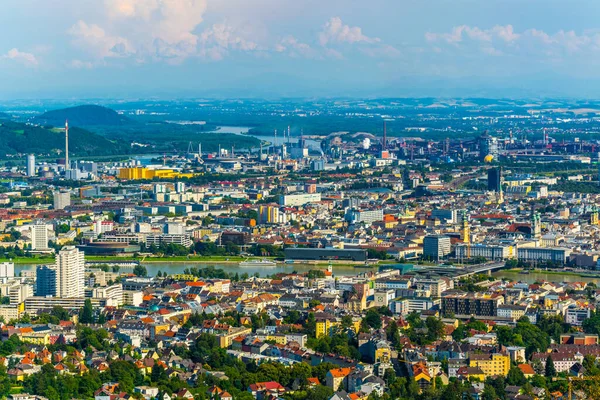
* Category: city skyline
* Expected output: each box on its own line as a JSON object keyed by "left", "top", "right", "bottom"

{"left": 3, "top": 0, "right": 600, "bottom": 98}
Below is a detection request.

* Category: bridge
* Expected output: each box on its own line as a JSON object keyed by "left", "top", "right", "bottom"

{"left": 412, "top": 261, "right": 506, "bottom": 280}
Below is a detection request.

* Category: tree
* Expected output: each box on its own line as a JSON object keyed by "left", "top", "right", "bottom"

{"left": 133, "top": 264, "right": 147, "bottom": 277}
{"left": 305, "top": 385, "right": 333, "bottom": 400}
{"left": 364, "top": 309, "right": 382, "bottom": 329}
{"left": 545, "top": 355, "right": 557, "bottom": 377}
{"left": 506, "top": 366, "right": 526, "bottom": 386}
{"left": 79, "top": 299, "right": 94, "bottom": 324}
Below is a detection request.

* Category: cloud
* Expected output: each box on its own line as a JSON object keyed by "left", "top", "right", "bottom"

{"left": 2, "top": 48, "right": 38, "bottom": 66}
{"left": 275, "top": 36, "right": 315, "bottom": 58}
{"left": 319, "top": 17, "right": 380, "bottom": 46}
{"left": 68, "top": 59, "right": 94, "bottom": 69}
{"left": 198, "top": 23, "right": 259, "bottom": 61}
{"left": 426, "top": 25, "right": 600, "bottom": 59}
{"left": 69, "top": 0, "right": 208, "bottom": 63}
{"left": 68, "top": 20, "right": 132, "bottom": 59}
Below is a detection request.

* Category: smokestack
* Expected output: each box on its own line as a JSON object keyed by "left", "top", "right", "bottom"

{"left": 65, "top": 120, "right": 69, "bottom": 170}
{"left": 383, "top": 120, "right": 387, "bottom": 150}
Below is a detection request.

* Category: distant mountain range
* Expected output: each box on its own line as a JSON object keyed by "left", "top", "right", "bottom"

{"left": 35, "top": 105, "right": 131, "bottom": 127}
{"left": 0, "top": 112, "right": 10, "bottom": 119}
{"left": 0, "top": 119, "right": 128, "bottom": 157}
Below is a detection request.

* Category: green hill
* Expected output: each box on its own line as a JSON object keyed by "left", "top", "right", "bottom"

{"left": 0, "top": 112, "right": 9, "bottom": 120}
{"left": 0, "top": 120, "right": 129, "bottom": 158}
{"left": 35, "top": 105, "right": 131, "bottom": 127}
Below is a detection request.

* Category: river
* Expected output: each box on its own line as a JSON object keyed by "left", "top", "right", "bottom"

{"left": 15, "top": 262, "right": 374, "bottom": 278}
{"left": 214, "top": 126, "right": 322, "bottom": 153}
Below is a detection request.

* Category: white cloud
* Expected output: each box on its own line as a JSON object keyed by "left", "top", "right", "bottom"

{"left": 319, "top": 17, "right": 380, "bottom": 46}
{"left": 275, "top": 36, "right": 315, "bottom": 58}
{"left": 426, "top": 25, "right": 600, "bottom": 59}
{"left": 68, "top": 59, "right": 94, "bottom": 69}
{"left": 68, "top": 20, "right": 132, "bottom": 59}
{"left": 198, "top": 23, "right": 259, "bottom": 61}
{"left": 3, "top": 48, "right": 38, "bottom": 66}
{"left": 69, "top": 0, "right": 208, "bottom": 63}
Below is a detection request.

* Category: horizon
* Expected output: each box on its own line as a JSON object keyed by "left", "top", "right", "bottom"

{"left": 3, "top": 0, "right": 600, "bottom": 98}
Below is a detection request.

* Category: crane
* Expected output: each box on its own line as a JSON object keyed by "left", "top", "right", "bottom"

{"left": 553, "top": 375, "right": 600, "bottom": 400}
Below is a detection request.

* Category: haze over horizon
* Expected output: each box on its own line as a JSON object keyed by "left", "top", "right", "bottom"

{"left": 3, "top": 0, "right": 600, "bottom": 99}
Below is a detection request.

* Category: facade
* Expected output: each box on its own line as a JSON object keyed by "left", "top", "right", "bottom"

{"left": 26, "top": 154, "right": 35, "bottom": 177}
{"left": 344, "top": 209, "right": 384, "bottom": 225}
{"left": 35, "top": 265, "right": 57, "bottom": 296}
{"left": 430, "top": 209, "right": 458, "bottom": 224}
{"left": 517, "top": 247, "right": 572, "bottom": 264}
{"left": 0, "top": 263, "right": 14, "bottom": 279}
{"left": 53, "top": 191, "right": 71, "bottom": 210}
{"left": 55, "top": 246, "right": 85, "bottom": 298}
{"left": 279, "top": 193, "right": 321, "bottom": 207}
{"left": 487, "top": 167, "right": 502, "bottom": 192}
{"left": 30, "top": 224, "right": 49, "bottom": 250}
{"left": 565, "top": 307, "right": 591, "bottom": 326}
{"left": 423, "top": 235, "right": 451, "bottom": 260}
{"left": 442, "top": 292, "right": 504, "bottom": 317}
{"left": 468, "top": 353, "right": 510, "bottom": 377}
{"left": 455, "top": 244, "right": 512, "bottom": 261}
{"left": 146, "top": 234, "right": 192, "bottom": 248}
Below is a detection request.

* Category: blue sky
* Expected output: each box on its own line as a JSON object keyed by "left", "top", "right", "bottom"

{"left": 2, "top": 0, "right": 600, "bottom": 98}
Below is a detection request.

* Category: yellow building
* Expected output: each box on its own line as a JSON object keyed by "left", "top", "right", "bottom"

{"left": 316, "top": 318, "right": 339, "bottom": 339}
{"left": 118, "top": 167, "right": 197, "bottom": 180}
{"left": 469, "top": 353, "right": 510, "bottom": 377}
{"left": 374, "top": 342, "right": 392, "bottom": 363}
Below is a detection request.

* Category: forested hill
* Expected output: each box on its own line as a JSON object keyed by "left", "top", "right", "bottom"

{"left": 35, "top": 105, "right": 131, "bottom": 127}
{"left": 0, "top": 120, "right": 129, "bottom": 158}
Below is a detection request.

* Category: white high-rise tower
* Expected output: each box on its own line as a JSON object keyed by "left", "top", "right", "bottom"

{"left": 65, "top": 120, "right": 69, "bottom": 170}
{"left": 26, "top": 154, "right": 35, "bottom": 177}
{"left": 55, "top": 246, "right": 84, "bottom": 298}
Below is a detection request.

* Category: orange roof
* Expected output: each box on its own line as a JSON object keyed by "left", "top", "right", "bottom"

{"left": 186, "top": 281, "right": 206, "bottom": 287}
{"left": 518, "top": 364, "right": 535, "bottom": 375}
{"left": 329, "top": 367, "right": 352, "bottom": 378}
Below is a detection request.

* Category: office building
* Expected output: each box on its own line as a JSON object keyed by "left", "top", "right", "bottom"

{"left": 30, "top": 224, "right": 49, "bottom": 250}
{"left": 259, "top": 205, "right": 280, "bottom": 224}
{"left": 35, "top": 265, "right": 57, "bottom": 296}
{"left": 423, "top": 235, "right": 451, "bottom": 260}
{"left": 53, "top": 191, "right": 71, "bottom": 210}
{"left": 345, "top": 209, "right": 384, "bottom": 225}
{"left": 487, "top": 167, "right": 502, "bottom": 192}
{"left": 55, "top": 246, "right": 85, "bottom": 298}
{"left": 26, "top": 154, "right": 35, "bottom": 177}
{"left": 517, "top": 247, "right": 571, "bottom": 264}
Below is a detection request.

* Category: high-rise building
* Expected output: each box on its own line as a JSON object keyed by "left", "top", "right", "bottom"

{"left": 487, "top": 167, "right": 502, "bottom": 192}
{"left": 35, "top": 265, "right": 57, "bottom": 296}
{"left": 55, "top": 246, "right": 85, "bottom": 298}
{"left": 30, "top": 224, "right": 48, "bottom": 250}
{"left": 26, "top": 154, "right": 35, "bottom": 177}
{"left": 53, "top": 191, "right": 71, "bottom": 210}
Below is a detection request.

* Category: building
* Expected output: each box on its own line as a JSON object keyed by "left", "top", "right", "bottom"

{"left": 55, "top": 246, "right": 85, "bottom": 298}
{"left": 430, "top": 209, "right": 458, "bottom": 224}
{"left": 326, "top": 368, "right": 352, "bottom": 390}
{"left": 423, "top": 235, "right": 451, "bottom": 260}
{"left": 26, "top": 154, "right": 35, "bottom": 177}
{"left": 455, "top": 244, "right": 512, "bottom": 261}
{"left": 487, "top": 167, "right": 502, "bottom": 192}
{"left": 344, "top": 209, "right": 384, "bottom": 225}
{"left": 442, "top": 292, "right": 504, "bottom": 317}
{"left": 145, "top": 234, "right": 192, "bottom": 248}
{"left": 469, "top": 353, "right": 510, "bottom": 377}
{"left": 0, "top": 263, "right": 14, "bottom": 279}
{"left": 258, "top": 206, "right": 280, "bottom": 224}
{"left": 279, "top": 193, "right": 321, "bottom": 207}
{"left": 35, "top": 265, "right": 56, "bottom": 296}
{"left": 30, "top": 224, "right": 49, "bottom": 250}
{"left": 53, "top": 191, "right": 71, "bottom": 210}
{"left": 517, "top": 247, "right": 571, "bottom": 264}
{"left": 565, "top": 307, "right": 591, "bottom": 326}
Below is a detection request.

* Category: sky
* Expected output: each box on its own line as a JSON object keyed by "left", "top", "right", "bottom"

{"left": 2, "top": 0, "right": 600, "bottom": 99}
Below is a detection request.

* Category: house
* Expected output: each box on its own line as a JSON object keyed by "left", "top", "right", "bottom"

{"left": 517, "top": 364, "right": 535, "bottom": 378}
{"left": 247, "top": 381, "right": 285, "bottom": 400}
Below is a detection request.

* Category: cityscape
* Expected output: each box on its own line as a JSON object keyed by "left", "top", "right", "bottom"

{"left": 3, "top": 1, "right": 600, "bottom": 400}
